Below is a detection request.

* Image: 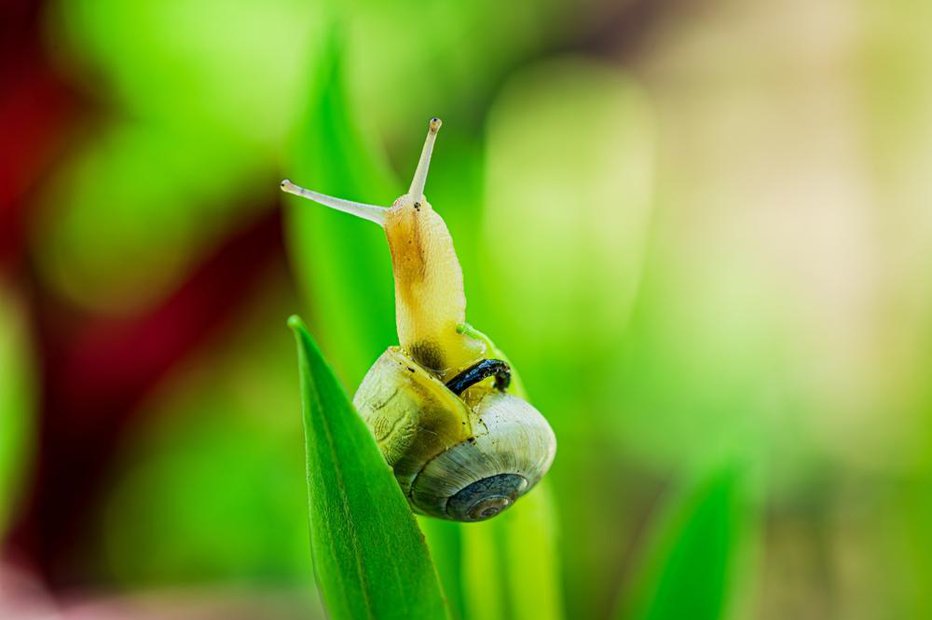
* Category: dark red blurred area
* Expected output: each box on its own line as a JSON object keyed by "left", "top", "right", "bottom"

{"left": 1, "top": 0, "right": 290, "bottom": 590}
{"left": 0, "top": 1, "right": 79, "bottom": 272}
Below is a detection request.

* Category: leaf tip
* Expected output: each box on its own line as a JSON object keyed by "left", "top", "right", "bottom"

{"left": 287, "top": 314, "right": 306, "bottom": 333}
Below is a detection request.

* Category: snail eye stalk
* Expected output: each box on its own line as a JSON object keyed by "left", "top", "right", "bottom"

{"left": 445, "top": 359, "right": 512, "bottom": 396}
{"left": 408, "top": 117, "right": 442, "bottom": 201}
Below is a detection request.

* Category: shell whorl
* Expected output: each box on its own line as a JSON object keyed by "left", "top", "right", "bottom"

{"left": 410, "top": 391, "right": 556, "bottom": 521}
{"left": 354, "top": 349, "right": 556, "bottom": 522}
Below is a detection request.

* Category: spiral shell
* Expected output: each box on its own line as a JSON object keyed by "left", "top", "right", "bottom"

{"left": 354, "top": 348, "right": 556, "bottom": 521}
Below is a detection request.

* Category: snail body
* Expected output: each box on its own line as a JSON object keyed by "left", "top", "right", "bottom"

{"left": 282, "top": 118, "right": 555, "bottom": 521}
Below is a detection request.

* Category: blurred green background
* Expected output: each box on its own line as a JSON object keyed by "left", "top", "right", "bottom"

{"left": 2, "top": 0, "right": 932, "bottom": 617}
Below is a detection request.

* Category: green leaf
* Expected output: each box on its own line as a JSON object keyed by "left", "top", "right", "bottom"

{"left": 0, "top": 288, "right": 34, "bottom": 536}
{"left": 453, "top": 325, "right": 564, "bottom": 620}
{"left": 460, "top": 482, "right": 563, "bottom": 620}
{"left": 461, "top": 518, "right": 508, "bottom": 620}
{"left": 97, "top": 289, "right": 313, "bottom": 588}
{"left": 618, "top": 466, "right": 750, "bottom": 620}
{"left": 41, "top": 0, "right": 325, "bottom": 314}
{"left": 480, "top": 58, "right": 654, "bottom": 414}
{"left": 55, "top": 0, "right": 322, "bottom": 149}
{"left": 284, "top": 31, "right": 399, "bottom": 384}
{"left": 36, "top": 121, "right": 266, "bottom": 314}
{"left": 418, "top": 518, "right": 467, "bottom": 620}
{"left": 288, "top": 316, "right": 448, "bottom": 620}
{"left": 500, "top": 484, "right": 563, "bottom": 619}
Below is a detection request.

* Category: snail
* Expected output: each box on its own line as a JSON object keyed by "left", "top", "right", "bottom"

{"left": 281, "top": 118, "right": 555, "bottom": 522}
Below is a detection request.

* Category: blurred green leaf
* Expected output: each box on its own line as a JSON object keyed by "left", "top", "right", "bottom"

{"left": 340, "top": 0, "right": 591, "bottom": 142}
{"left": 618, "top": 466, "right": 750, "bottom": 620}
{"left": 477, "top": 74, "right": 658, "bottom": 613}
{"left": 461, "top": 484, "right": 563, "bottom": 620}
{"left": 480, "top": 58, "right": 654, "bottom": 405}
{"left": 96, "top": 280, "right": 313, "bottom": 587}
{"left": 501, "top": 485, "right": 563, "bottom": 619}
{"left": 285, "top": 33, "right": 399, "bottom": 383}
{"left": 0, "top": 287, "right": 34, "bottom": 535}
{"left": 891, "top": 477, "right": 932, "bottom": 616}
{"left": 53, "top": 0, "right": 322, "bottom": 151}
{"left": 289, "top": 316, "right": 448, "bottom": 620}
{"left": 36, "top": 122, "right": 266, "bottom": 313}
{"left": 456, "top": 328, "right": 564, "bottom": 620}
{"left": 39, "top": 0, "right": 325, "bottom": 314}
{"left": 462, "top": 519, "right": 508, "bottom": 620}
{"left": 419, "top": 518, "right": 466, "bottom": 620}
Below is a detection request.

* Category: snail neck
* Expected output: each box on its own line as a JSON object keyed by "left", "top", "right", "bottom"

{"left": 385, "top": 195, "right": 481, "bottom": 376}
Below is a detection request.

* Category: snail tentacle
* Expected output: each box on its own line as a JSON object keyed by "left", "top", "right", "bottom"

{"left": 408, "top": 117, "right": 442, "bottom": 200}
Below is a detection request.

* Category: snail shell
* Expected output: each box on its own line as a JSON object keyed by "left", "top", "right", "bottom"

{"left": 354, "top": 348, "right": 556, "bottom": 521}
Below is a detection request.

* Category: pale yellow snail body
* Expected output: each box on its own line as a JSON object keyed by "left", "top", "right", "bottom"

{"left": 281, "top": 119, "right": 555, "bottom": 521}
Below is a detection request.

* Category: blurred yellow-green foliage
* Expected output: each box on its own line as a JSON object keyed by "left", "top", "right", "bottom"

{"left": 2, "top": 0, "right": 932, "bottom": 618}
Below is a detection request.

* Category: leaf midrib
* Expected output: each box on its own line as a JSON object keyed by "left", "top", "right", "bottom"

{"left": 306, "top": 345, "right": 375, "bottom": 619}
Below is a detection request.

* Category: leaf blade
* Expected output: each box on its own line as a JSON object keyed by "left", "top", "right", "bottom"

{"left": 619, "top": 465, "right": 751, "bottom": 620}
{"left": 289, "top": 316, "right": 448, "bottom": 620}
{"left": 284, "top": 32, "right": 399, "bottom": 383}
{"left": 0, "top": 288, "right": 34, "bottom": 537}
{"left": 456, "top": 325, "right": 565, "bottom": 620}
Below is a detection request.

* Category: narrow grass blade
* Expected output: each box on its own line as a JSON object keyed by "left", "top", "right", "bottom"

{"left": 0, "top": 289, "right": 34, "bottom": 536}
{"left": 419, "top": 518, "right": 467, "bottom": 620}
{"left": 284, "top": 32, "right": 399, "bottom": 383}
{"left": 289, "top": 316, "right": 448, "bottom": 620}
{"left": 456, "top": 325, "right": 564, "bottom": 620}
{"left": 502, "top": 484, "right": 563, "bottom": 619}
{"left": 618, "top": 466, "right": 750, "bottom": 620}
{"left": 459, "top": 480, "right": 563, "bottom": 620}
{"left": 462, "top": 519, "right": 508, "bottom": 620}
